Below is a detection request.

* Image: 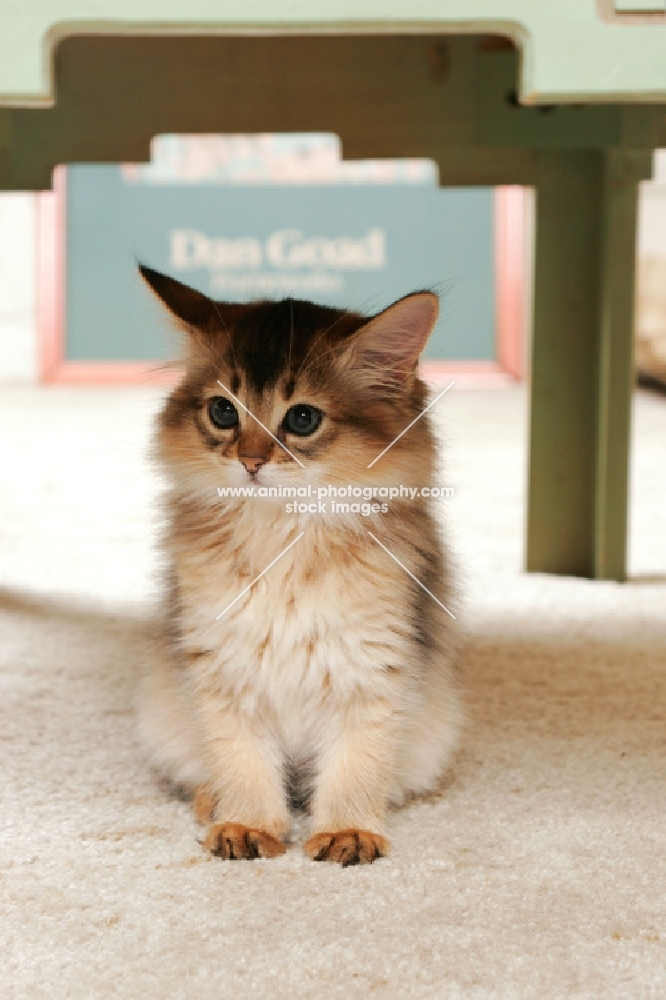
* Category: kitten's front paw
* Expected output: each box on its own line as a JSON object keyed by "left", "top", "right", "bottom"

{"left": 202, "top": 823, "right": 287, "bottom": 860}
{"left": 304, "top": 830, "right": 389, "bottom": 866}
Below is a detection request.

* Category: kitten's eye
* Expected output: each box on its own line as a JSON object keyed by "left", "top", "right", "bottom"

{"left": 283, "top": 404, "right": 322, "bottom": 437}
{"left": 208, "top": 396, "right": 239, "bottom": 429}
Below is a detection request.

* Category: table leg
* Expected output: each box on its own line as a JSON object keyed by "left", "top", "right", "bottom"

{"left": 527, "top": 149, "right": 645, "bottom": 580}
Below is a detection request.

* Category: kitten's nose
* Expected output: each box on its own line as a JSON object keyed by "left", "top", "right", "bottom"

{"left": 239, "top": 454, "right": 266, "bottom": 475}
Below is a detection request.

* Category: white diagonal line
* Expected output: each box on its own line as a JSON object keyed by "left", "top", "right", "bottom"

{"left": 216, "top": 531, "right": 305, "bottom": 620}
{"left": 216, "top": 380, "right": 305, "bottom": 468}
{"left": 367, "top": 531, "right": 456, "bottom": 620}
{"left": 366, "top": 380, "right": 455, "bottom": 469}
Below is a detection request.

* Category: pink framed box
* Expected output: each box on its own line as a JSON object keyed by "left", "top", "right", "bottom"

{"left": 38, "top": 165, "right": 527, "bottom": 388}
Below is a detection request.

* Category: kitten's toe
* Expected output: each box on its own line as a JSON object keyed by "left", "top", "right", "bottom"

{"left": 193, "top": 785, "right": 216, "bottom": 825}
{"left": 304, "top": 829, "right": 389, "bottom": 866}
{"left": 203, "top": 823, "right": 287, "bottom": 860}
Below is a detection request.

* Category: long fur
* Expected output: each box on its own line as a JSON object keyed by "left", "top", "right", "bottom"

{"left": 136, "top": 271, "right": 463, "bottom": 862}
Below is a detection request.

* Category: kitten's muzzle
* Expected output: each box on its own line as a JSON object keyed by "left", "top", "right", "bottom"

{"left": 239, "top": 454, "right": 267, "bottom": 475}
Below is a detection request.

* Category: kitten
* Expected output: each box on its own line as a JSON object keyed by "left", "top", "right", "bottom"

{"left": 136, "top": 265, "right": 462, "bottom": 865}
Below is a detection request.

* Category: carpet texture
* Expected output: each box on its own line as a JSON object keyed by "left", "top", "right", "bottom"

{"left": 1, "top": 385, "right": 665, "bottom": 999}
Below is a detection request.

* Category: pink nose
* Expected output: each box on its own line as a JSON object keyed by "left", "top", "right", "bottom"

{"left": 239, "top": 454, "right": 266, "bottom": 474}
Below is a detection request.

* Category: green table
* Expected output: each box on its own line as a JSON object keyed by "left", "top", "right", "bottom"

{"left": 2, "top": 1, "right": 665, "bottom": 580}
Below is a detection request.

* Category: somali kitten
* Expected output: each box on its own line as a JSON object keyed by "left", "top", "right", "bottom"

{"left": 136, "top": 265, "right": 462, "bottom": 865}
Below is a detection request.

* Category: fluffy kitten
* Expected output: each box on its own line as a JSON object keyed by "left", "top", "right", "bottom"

{"left": 136, "top": 265, "right": 462, "bottom": 865}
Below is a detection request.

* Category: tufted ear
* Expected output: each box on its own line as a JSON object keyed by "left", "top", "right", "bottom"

{"left": 138, "top": 264, "right": 222, "bottom": 330}
{"left": 344, "top": 292, "right": 439, "bottom": 391}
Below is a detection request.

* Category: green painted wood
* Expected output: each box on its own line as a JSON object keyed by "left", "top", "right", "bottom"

{"left": 615, "top": 1, "right": 664, "bottom": 12}
{"left": 0, "top": 36, "right": 525, "bottom": 191}
{"left": 2, "top": 1, "right": 666, "bottom": 107}
{"left": 593, "top": 151, "right": 643, "bottom": 580}
{"left": 0, "top": 36, "right": 663, "bottom": 191}
{"left": 527, "top": 152, "right": 602, "bottom": 578}
{"left": 526, "top": 149, "right": 649, "bottom": 580}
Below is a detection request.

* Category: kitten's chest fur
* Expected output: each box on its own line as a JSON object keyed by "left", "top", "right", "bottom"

{"left": 171, "top": 508, "right": 416, "bottom": 749}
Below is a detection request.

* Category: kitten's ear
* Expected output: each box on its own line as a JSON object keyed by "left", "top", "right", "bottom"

{"left": 344, "top": 292, "right": 439, "bottom": 390}
{"left": 139, "top": 264, "right": 218, "bottom": 330}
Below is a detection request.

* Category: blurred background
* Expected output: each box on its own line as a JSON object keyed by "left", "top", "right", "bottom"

{"left": 0, "top": 132, "right": 528, "bottom": 384}
{"left": 1, "top": 134, "right": 665, "bottom": 388}
{"left": 0, "top": 134, "right": 664, "bottom": 600}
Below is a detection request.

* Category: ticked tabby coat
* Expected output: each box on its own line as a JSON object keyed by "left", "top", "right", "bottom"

{"left": 136, "top": 265, "right": 462, "bottom": 865}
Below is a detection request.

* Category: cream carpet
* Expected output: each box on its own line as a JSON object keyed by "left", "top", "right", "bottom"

{"left": 1, "top": 384, "right": 665, "bottom": 999}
